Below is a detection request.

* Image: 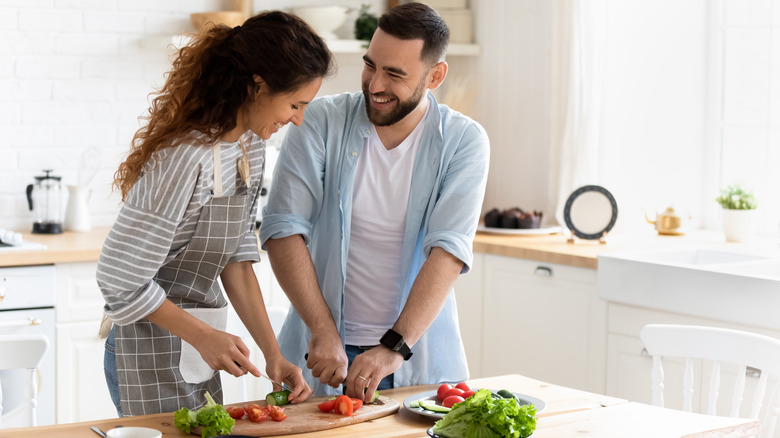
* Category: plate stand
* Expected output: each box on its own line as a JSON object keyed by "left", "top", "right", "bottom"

{"left": 566, "top": 230, "right": 609, "bottom": 245}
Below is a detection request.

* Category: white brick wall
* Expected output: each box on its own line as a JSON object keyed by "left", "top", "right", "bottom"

{"left": 0, "top": 0, "right": 224, "bottom": 232}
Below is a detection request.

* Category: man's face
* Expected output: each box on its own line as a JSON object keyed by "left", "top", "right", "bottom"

{"left": 361, "top": 29, "right": 431, "bottom": 127}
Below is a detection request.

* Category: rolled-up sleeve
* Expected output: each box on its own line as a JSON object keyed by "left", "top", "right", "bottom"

{"left": 96, "top": 153, "right": 200, "bottom": 326}
{"left": 97, "top": 204, "right": 181, "bottom": 325}
{"left": 423, "top": 120, "right": 490, "bottom": 273}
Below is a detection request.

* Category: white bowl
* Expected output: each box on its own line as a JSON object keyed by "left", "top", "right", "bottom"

{"left": 291, "top": 5, "right": 349, "bottom": 40}
{"left": 106, "top": 427, "right": 162, "bottom": 438}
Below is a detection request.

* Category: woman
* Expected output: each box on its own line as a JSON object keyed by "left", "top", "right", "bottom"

{"left": 97, "top": 11, "right": 332, "bottom": 416}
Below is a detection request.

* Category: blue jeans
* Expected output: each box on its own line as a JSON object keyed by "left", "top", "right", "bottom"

{"left": 344, "top": 344, "right": 394, "bottom": 394}
{"left": 104, "top": 326, "right": 123, "bottom": 417}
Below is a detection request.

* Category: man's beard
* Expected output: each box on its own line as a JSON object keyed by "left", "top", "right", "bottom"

{"left": 362, "top": 78, "right": 427, "bottom": 127}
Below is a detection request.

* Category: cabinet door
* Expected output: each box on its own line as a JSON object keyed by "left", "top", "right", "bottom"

{"left": 454, "top": 252, "right": 484, "bottom": 378}
{"left": 55, "top": 262, "right": 103, "bottom": 323}
{"left": 482, "top": 255, "right": 604, "bottom": 392}
{"left": 56, "top": 321, "right": 116, "bottom": 423}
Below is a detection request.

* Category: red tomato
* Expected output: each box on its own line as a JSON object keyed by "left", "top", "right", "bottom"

{"left": 442, "top": 395, "right": 465, "bottom": 408}
{"left": 225, "top": 406, "right": 244, "bottom": 419}
{"left": 246, "top": 406, "right": 269, "bottom": 422}
{"left": 351, "top": 398, "right": 363, "bottom": 411}
{"left": 455, "top": 382, "right": 471, "bottom": 392}
{"left": 318, "top": 399, "right": 337, "bottom": 413}
{"left": 443, "top": 387, "right": 465, "bottom": 399}
{"left": 436, "top": 383, "right": 453, "bottom": 401}
{"left": 334, "top": 395, "right": 354, "bottom": 416}
{"left": 268, "top": 405, "right": 287, "bottom": 422}
{"left": 243, "top": 404, "right": 262, "bottom": 415}
{"left": 461, "top": 390, "right": 476, "bottom": 399}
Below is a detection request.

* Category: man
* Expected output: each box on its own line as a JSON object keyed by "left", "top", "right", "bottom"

{"left": 259, "top": 2, "right": 489, "bottom": 400}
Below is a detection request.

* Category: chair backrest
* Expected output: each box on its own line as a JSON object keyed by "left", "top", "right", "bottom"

{"left": 0, "top": 334, "right": 49, "bottom": 428}
{"left": 640, "top": 324, "right": 780, "bottom": 438}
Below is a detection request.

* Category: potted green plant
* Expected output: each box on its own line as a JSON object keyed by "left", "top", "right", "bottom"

{"left": 715, "top": 183, "right": 758, "bottom": 242}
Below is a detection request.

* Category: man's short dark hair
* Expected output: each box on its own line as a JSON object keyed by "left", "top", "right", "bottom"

{"left": 377, "top": 2, "right": 450, "bottom": 66}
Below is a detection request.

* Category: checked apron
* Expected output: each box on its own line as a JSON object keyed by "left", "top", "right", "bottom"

{"left": 115, "top": 141, "right": 260, "bottom": 416}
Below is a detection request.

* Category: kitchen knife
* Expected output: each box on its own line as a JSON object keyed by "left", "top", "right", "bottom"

{"left": 258, "top": 371, "right": 294, "bottom": 393}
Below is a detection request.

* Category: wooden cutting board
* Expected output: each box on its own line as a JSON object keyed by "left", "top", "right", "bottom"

{"left": 194, "top": 395, "right": 400, "bottom": 437}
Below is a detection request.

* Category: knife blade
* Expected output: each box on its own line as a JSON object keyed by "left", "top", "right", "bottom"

{"left": 258, "top": 371, "right": 294, "bottom": 393}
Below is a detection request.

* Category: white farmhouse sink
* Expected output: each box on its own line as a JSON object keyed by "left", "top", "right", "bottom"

{"left": 598, "top": 247, "right": 780, "bottom": 330}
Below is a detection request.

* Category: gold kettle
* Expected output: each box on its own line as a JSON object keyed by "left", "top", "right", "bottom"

{"left": 645, "top": 206, "right": 691, "bottom": 235}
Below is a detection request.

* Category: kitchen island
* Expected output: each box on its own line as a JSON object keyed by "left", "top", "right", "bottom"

{"left": 0, "top": 374, "right": 760, "bottom": 437}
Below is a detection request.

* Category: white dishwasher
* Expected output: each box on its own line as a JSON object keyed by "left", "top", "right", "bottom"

{"left": 0, "top": 265, "right": 56, "bottom": 427}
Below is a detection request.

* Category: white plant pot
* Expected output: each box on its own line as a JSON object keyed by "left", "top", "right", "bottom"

{"left": 721, "top": 208, "right": 757, "bottom": 242}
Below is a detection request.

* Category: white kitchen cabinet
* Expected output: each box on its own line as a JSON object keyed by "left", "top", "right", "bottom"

{"left": 454, "top": 252, "right": 485, "bottom": 378}
{"left": 54, "top": 262, "right": 116, "bottom": 423}
{"left": 460, "top": 254, "right": 606, "bottom": 394}
{"left": 606, "top": 302, "right": 780, "bottom": 426}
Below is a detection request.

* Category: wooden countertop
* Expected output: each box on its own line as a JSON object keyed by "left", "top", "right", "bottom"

{"left": 0, "top": 227, "right": 109, "bottom": 267}
{"left": 0, "top": 374, "right": 759, "bottom": 437}
{"left": 0, "top": 226, "right": 747, "bottom": 269}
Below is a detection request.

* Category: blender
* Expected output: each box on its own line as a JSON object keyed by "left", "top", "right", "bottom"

{"left": 26, "top": 170, "right": 64, "bottom": 234}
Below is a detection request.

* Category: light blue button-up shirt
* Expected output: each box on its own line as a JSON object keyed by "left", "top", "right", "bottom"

{"left": 260, "top": 91, "right": 489, "bottom": 395}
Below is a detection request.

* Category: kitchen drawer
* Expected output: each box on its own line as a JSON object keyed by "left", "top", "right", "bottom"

{"left": 0, "top": 265, "right": 56, "bottom": 310}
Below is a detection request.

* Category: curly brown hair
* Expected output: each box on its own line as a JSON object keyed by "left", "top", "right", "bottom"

{"left": 114, "top": 11, "right": 333, "bottom": 200}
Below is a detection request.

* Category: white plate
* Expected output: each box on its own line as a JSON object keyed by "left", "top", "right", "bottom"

{"left": 477, "top": 225, "right": 562, "bottom": 236}
{"left": 563, "top": 185, "right": 618, "bottom": 240}
{"left": 403, "top": 389, "right": 545, "bottom": 419}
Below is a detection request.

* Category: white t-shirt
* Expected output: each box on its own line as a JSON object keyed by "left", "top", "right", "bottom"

{"left": 343, "top": 120, "right": 425, "bottom": 346}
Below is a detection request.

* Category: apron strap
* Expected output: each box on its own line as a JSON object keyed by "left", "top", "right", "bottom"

{"left": 213, "top": 143, "right": 223, "bottom": 197}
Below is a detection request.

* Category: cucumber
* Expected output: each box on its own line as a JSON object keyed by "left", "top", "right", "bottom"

{"left": 496, "top": 389, "right": 516, "bottom": 399}
{"left": 367, "top": 388, "right": 380, "bottom": 404}
{"left": 419, "top": 400, "right": 451, "bottom": 414}
{"left": 265, "top": 390, "right": 291, "bottom": 406}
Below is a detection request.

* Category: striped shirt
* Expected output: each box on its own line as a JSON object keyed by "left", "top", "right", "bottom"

{"left": 97, "top": 131, "right": 265, "bottom": 326}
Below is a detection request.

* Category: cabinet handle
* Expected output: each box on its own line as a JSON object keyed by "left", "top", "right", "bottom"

{"left": 0, "top": 317, "right": 42, "bottom": 328}
{"left": 534, "top": 266, "right": 553, "bottom": 277}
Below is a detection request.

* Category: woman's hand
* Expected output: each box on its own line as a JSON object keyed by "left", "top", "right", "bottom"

{"left": 194, "top": 328, "right": 261, "bottom": 378}
{"left": 266, "top": 354, "right": 312, "bottom": 403}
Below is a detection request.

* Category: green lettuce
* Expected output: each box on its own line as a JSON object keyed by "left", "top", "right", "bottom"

{"left": 432, "top": 389, "right": 537, "bottom": 438}
{"left": 173, "top": 391, "right": 235, "bottom": 438}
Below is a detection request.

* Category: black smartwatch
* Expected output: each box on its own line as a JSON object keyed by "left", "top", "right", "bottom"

{"left": 380, "top": 329, "right": 413, "bottom": 360}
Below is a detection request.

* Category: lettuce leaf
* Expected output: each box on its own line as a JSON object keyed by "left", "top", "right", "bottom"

{"left": 173, "top": 391, "right": 235, "bottom": 438}
{"left": 432, "top": 389, "right": 537, "bottom": 438}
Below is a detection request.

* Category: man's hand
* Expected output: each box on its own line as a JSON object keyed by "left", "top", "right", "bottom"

{"left": 343, "top": 346, "right": 403, "bottom": 400}
{"left": 306, "top": 332, "right": 349, "bottom": 388}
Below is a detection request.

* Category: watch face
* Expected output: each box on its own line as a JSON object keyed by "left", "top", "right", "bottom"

{"left": 381, "top": 330, "right": 403, "bottom": 350}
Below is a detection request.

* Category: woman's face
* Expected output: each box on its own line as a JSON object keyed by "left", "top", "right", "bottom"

{"left": 245, "top": 77, "right": 323, "bottom": 140}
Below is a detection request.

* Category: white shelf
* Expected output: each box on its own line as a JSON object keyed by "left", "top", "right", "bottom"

{"left": 170, "top": 35, "right": 480, "bottom": 56}
{"left": 327, "top": 39, "right": 480, "bottom": 56}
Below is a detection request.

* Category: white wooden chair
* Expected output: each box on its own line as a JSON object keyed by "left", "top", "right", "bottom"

{"left": 640, "top": 324, "right": 780, "bottom": 438}
{"left": 0, "top": 334, "right": 49, "bottom": 428}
